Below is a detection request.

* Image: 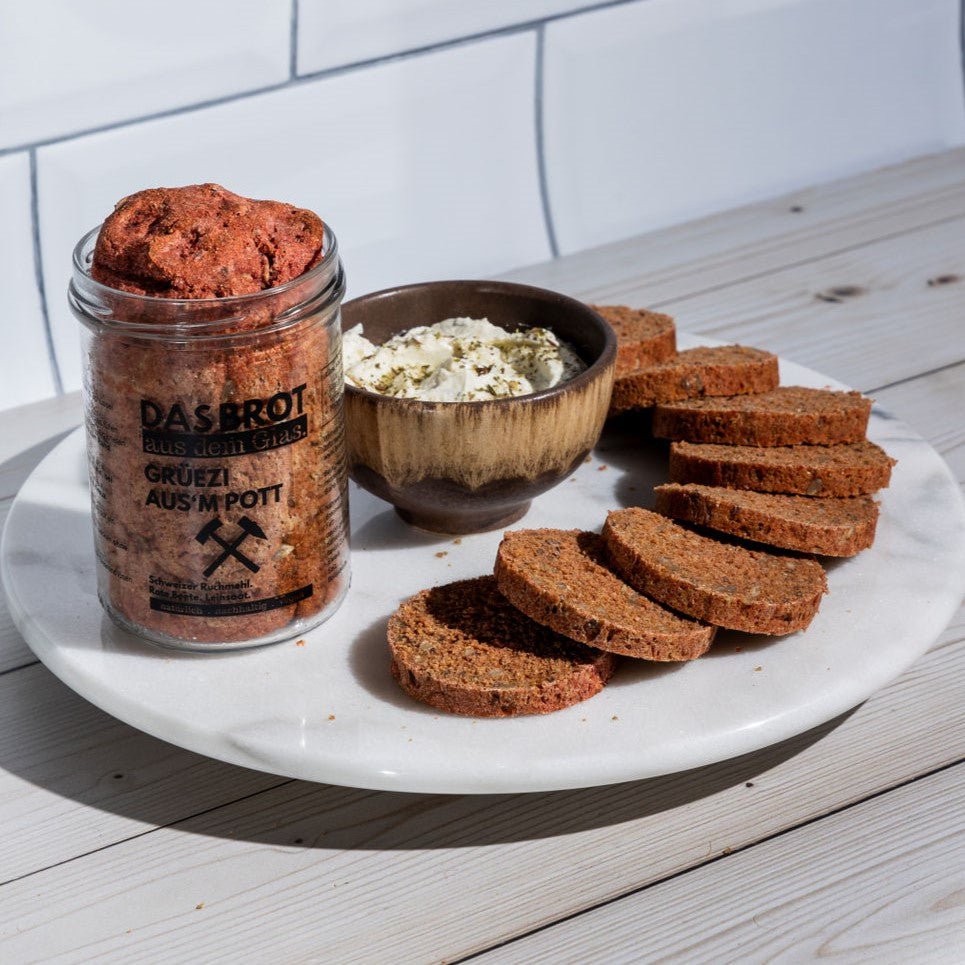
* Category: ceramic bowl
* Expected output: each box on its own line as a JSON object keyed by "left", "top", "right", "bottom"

{"left": 340, "top": 280, "right": 616, "bottom": 534}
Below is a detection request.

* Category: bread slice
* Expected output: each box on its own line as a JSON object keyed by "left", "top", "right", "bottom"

{"left": 669, "top": 440, "right": 895, "bottom": 497}
{"left": 494, "top": 529, "right": 715, "bottom": 660}
{"left": 388, "top": 576, "right": 618, "bottom": 717}
{"left": 609, "top": 345, "right": 778, "bottom": 415}
{"left": 654, "top": 483, "right": 879, "bottom": 557}
{"left": 653, "top": 386, "right": 872, "bottom": 446}
{"left": 591, "top": 304, "right": 676, "bottom": 375}
{"left": 603, "top": 509, "right": 827, "bottom": 634}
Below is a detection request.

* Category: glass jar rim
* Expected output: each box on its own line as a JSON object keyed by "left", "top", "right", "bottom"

{"left": 69, "top": 222, "right": 344, "bottom": 341}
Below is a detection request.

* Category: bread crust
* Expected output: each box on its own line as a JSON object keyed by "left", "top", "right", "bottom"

{"left": 654, "top": 484, "right": 879, "bottom": 557}
{"left": 669, "top": 440, "right": 895, "bottom": 496}
{"left": 494, "top": 529, "right": 714, "bottom": 660}
{"left": 602, "top": 508, "right": 827, "bottom": 635}
{"left": 388, "top": 576, "right": 618, "bottom": 717}
{"left": 591, "top": 304, "right": 676, "bottom": 375}
{"left": 652, "top": 387, "right": 872, "bottom": 446}
{"left": 609, "top": 346, "right": 778, "bottom": 416}
{"left": 92, "top": 183, "right": 324, "bottom": 298}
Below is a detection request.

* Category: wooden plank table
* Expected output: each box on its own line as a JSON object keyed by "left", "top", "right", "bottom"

{"left": 1, "top": 150, "right": 963, "bottom": 963}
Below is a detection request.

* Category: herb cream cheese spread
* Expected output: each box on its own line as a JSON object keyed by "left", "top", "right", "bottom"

{"left": 343, "top": 318, "right": 586, "bottom": 401}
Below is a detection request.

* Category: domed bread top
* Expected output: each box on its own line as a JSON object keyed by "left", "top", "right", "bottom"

{"left": 91, "top": 183, "right": 325, "bottom": 298}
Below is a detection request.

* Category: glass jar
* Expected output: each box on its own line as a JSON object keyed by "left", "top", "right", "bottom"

{"left": 69, "top": 224, "right": 350, "bottom": 651}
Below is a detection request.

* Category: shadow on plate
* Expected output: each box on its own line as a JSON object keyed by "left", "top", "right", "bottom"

{"left": 591, "top": 416, "right": 669, "bottom": 510}
{"left": 0, "top": 659, "right": 857, "bottom": 856}
{"left": 352, "top": 507, "right": 453, "bottom": 553}
{"left": 346, "top": 613, "right": 437, "bottom": 717}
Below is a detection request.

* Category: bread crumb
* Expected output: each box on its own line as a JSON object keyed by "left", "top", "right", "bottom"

{"left": 754, "top": 666, "right": 762, "bottom": 672}
{"left": 611, "top": 715, "right": 619, "bottom": 721}
{"left": 195, "top": 902, "right": 205, "bottom": 910}
{"left": 435, "top": 551, "right": 448, "bottom": 559}
{"left": 328, "top": 714, "right": 335, "bottom": 721}
{"left": 598, "top": 465, "right": 608, "bottom": 471}
{"left": 584, "top": 455, "right": 592, "bottom": 463}
{"left": 295, "top": 639, "right": 306, "bottom": 647}
{"left": 453, "top": 538, "right": 462, "bottom": 545}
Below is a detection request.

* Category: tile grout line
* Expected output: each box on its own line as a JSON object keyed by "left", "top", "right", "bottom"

{"left": 0, "top": 0, "right": 645, "bottom": 159}
{"left": 453, "top": 756, "right": 965, "bottom": 963}
{"left": 535, "top": 25, "right": 560, "bottom": 259}
{"left": 27, "top": 149, "right": 63, "bottom": 396}
{"left": 289, "top": 0, "right": 299, "bottom": 80}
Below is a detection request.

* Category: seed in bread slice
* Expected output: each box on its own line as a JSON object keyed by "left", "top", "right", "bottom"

{"left": 654, "top": 483, "right": 879, "bottom": 557}
{"left": 591, "top": 304, "right": 676, "bottom": 375}
{"left": 603, "top": 508, "right": 827, "bottom": 634}
{"left": 388, "top": 576, "right": 618, "bottom": 717}
{"left": 669, "top": 440, "right": 895, "bottom": 497}
{"left": 609, "top": 345, "right": 778, "bottom": 416}
{"left": 652, "top": 386, "right": 872, "bottom": 446}
{"left": 494, "top": 529, "right": 715, "bottom": 660}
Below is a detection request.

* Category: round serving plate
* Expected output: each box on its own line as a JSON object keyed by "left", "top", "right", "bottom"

{"left": 3, "top": 336, "right": 964, "bottom": 794}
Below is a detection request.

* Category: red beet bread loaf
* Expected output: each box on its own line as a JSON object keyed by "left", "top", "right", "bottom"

{"left": 591, "top": 304, "right": 676, "bottom": 375}
{"left": 388, "top": 576, "right": 618, "bottom": 717}
{"left": 654, "top": 483, "right": 879, "bottom": 556}
{"left": 609, "top": 345, "right": 778, "bottom": 416}
{"left": 494, "top": 528, "right": 715, "bottom": 660}
{"left": 652, "top": 386, "right": 872, "bottom": 446}
{"left": 602, "top": 508, "right": 827, "bottom": 635}
{"left": 669, "top": 440, "right": 895, "bottom": 497}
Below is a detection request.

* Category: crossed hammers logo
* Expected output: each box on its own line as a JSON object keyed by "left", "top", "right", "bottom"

{"left": 195, "top": 516, "right": 267, "bottom": 578}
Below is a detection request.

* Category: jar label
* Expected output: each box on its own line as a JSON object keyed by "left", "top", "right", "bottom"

{"left": 84, "top": 340, "right": 349, "bottom": 645}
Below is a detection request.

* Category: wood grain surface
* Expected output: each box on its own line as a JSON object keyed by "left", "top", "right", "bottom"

{"left": 476, "top": 765, "right": 965, "bottom": 964}
{"left": 1, "top": 150, "right": 963, "bottom": 963}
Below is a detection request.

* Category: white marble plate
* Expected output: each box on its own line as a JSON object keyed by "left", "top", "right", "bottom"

{"left": 3, "top": 339, "right": 964, "bottom": 793}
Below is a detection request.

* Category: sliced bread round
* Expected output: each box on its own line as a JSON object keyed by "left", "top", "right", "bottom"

{"left": 669, "top": 440, "right": 895, "bottom": 496}
{"left": 388, "top": 576, "right": 618, "bottom": 717}
{"left": 494, "top": 528, "right": 715, "bottom": 660}
{"left": 654, "top": 483, "right": 879, "bottom": 556}
{"left": 591, "top": 304, "right": 676, "bottom": 375}
{"left": 652, "top": 386, "right": 872, "bottom": 445}
{"left": 609, "top": 345, "right": 778, "bottom": 416}
{"left": 602, "top": 508, "right": 827, "bottom": 634}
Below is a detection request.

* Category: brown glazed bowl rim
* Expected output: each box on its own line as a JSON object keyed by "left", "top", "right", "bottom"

{"left": 341, "top": 279, "right": 616, "bottom": 409}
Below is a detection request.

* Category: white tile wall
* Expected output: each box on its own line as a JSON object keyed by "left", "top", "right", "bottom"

{"left": 542, "top": 0, "right": 965, "bottom": 253}
{"left": 0, "top": 154, "right": 58, "bottom": 407}
{"left": 297, "top": 0, "right": 592, "bottom": 74}
{"left": 0, "top": 1, "right": 290, "bottom": 149}
{"left": 0, "top": 0, "right": 961, "bottom": 413}
{"left": 36, "top": 33, "right": 550, "bottom": 392}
